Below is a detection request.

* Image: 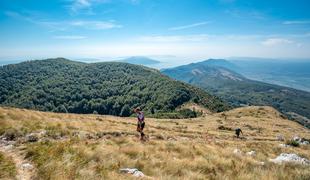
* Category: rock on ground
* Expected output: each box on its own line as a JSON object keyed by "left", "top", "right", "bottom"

{"left": 3, "top": 144, "right": 14, "bottom": 150}
{"left": 269, "top": 153, "right": 310, "bottom": 165}
{"left": 21, "top": 163, "right": 34, "bottom": 170}
{"left": 246, "top": 151, "right": 256, "bottom": 156}
{"left": 301, "top": 141, "right": 309, "bottom": 145}
{"left": 279, "top": 144, "right": 290, "bottom": 148}
{"left": 25, "top": 134, "right": 39, "bottom": 142}
{"left": 233, "top": 148, "right": 242, "bottom": 155}
{"left": 120, "top": 168, "right": 145, "bottom": 177}
{"left": 292, "top": 136, "right": 309, "bottom": 145}
{"left": 293, "top": 136, "right": 301, "bottom": 142}
{"left": 259, "top": 161, "right": 265, "bottom": 165}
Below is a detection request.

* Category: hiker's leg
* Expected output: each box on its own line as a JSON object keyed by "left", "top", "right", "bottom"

{"left": 141, "top": 122, "right": 145, "bottom": 131}
{"left": 140, "top": 132, "right": 145, "bottom": 140}
{"left": 137, "top": 123, "right": 141, "bottom": 132}
{"left": 140, "top": 122, "right": 145, "bottom": 140}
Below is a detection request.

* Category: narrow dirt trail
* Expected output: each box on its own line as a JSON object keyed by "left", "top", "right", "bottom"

{"left": 0, "top": 144, "right": 36, "bottom": 180}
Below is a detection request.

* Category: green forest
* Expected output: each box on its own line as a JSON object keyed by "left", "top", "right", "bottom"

{"left": 0, "top": 58, "right": 229, "bottom": 117}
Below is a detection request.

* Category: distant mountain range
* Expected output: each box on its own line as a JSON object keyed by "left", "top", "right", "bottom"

{"left": 118, "top": 56, "right": 161, "bottom": 65}
{"left": 0, "top": 58, "right": 228, "bottom": 117}
{"left": 162, "top": 59, "right": 310, "bottom": 128}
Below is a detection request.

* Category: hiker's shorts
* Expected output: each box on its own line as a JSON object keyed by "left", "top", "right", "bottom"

{"left": 137, "top": 121, "right": 145, "bottom": 131}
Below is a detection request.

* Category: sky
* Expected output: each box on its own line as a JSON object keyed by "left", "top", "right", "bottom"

{"left": 0, "top": 0, "right": 310, "bottom": 63}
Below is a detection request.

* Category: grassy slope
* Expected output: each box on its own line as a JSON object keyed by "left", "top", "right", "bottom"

{"left": 0, "top": 106, "right": 310, "bottom": 179}
{"left": 0, "top": 152, "right": 16, "bottom": 179}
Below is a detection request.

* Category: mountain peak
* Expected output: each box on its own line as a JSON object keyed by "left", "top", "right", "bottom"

{"left": 162, "top": 58, "right": 245, "bottom": 82}
{"left": 203, "top": 59, "right": 229, "bottom": 63}
{"left": 199, "top": 59, "right": 238, "bottom": 70}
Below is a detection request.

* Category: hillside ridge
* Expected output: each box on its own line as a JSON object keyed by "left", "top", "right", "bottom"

{"left": 162, "top": 59, "right": 310, "bottom": 128}
{"left": 0, "top": 58, "right": 229, "bottom": 117}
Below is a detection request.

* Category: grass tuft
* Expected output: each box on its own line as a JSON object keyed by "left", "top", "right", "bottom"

{"left": 0, "top": 152, "right": 16, "bottom": 179}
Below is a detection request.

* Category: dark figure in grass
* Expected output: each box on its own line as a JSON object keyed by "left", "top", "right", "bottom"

{"left": 235, "top": 128, "right": 243, "bottom": 138}
{"left": 134, "top": 107, "right": 146, "bottom": 141}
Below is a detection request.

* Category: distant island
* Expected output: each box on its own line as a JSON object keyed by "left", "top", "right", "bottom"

{"left": 118, "top": 56, "right": 161, "bottom": 65}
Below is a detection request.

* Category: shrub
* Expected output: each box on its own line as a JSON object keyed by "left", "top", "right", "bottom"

{"left": 286, "top": 140, "right": 300, "bottom": 147}
{"left": 3, "top": 128, "right": 20, "bottom": 141}
{"left": 150, "top": 109, "right": 202, "bottom": 119}
{"left": 178, "top": 109, "right": 197, "bottom": 118}
{"left": 218, "top": 125, "right": 232, "bottom": 131}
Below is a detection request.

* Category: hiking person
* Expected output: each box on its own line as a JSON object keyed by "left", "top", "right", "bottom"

{"left": 134, "top": 107, "right": 145, "bottom": 141}
{"left": 235, "top": 128, "right": 243, "bottom": 138}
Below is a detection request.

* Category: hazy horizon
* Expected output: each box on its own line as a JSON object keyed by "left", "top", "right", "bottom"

{"left": 1, "top": 56, "right": 310, "bottom": 68}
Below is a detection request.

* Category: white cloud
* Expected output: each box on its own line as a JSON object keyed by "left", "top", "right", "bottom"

{"left": 225, "top": 9, "right": 265, "bottom": 20}
{"left": 76, "top": 0, "right": 91, "bottom": 7}
{"left": 4, "top": 11, "right": 65, "bottom": 31}
{"left": 283, "top": 20, "right": 310, "bottom": 25}
{"left": 69, "top": 0, "right": 92, "bottom": 14}
{"left": 68, "top": 0, "right": 109, "bottom": 14}
{"left": 169, "top": 21, "right": 210, "bottom": 30}
{"left": 261, "top": 38, "right": 293, "bottom": 46}
{"left": 5, "top": 11, "right": 36, "bottom": 24}
{"left": 138, "top": 34, "right": 308, "bottom": 45}
{"left": 138, "top": 34, "right": 209, "bottom": 42}
{"left": 70, "top": 20, "right": 122, "bottom": 29}
{"left": 53, "top": 35, "right": 87, "bottom": 39}
{"left": 138, "top": 34, "right": 270, "bottom": 43}
{"left": 4, "top": 11, "right": 121, "bottom": 31}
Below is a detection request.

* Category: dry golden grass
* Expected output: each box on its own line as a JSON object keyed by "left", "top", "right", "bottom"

{"left": 0, "top": 151, "right": 16, "bottom": 179}
{"left": 0, "top": 106, "right": 310, "bottom": 180}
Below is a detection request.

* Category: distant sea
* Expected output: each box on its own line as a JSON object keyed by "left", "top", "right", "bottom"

{"left": 0, "top": 60, "right": 25, "bottom": 66}
{"left": 0, "top": 59, "right": 182, "bottom": 70}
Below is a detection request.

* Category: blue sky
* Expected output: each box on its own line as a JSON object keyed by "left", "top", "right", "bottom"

{"left": 0, "top": 0, "right": 310, "bottom": 63}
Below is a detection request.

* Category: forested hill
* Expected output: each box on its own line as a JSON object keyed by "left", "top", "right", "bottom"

{"left": 162, "top": 59, "right": 310, "bottom": 128}
{"left": 0, "top": 58, "right": 228, "bottom": 116}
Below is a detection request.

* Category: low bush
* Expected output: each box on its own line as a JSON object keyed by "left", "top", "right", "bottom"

{"left": 218, "top": 125, "right": 233, "bottom": 131}
{"left": 149, "top": 109, "right": 202, "bottom": 119}
{"left": 286, "top": 140, "right": 300, "bottom": 147}
{"left": 3, "top": 128, "right": 20, "bottom": 140}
